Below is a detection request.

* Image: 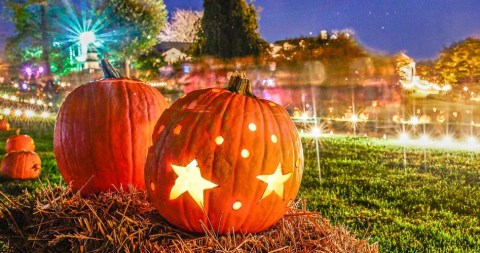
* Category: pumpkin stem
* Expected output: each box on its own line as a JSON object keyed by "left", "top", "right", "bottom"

{"left": 226, "top": 71, "right": 256, "bottom": 98}
{"left": 101, "top": 58, "right": 122, "bottom": 79}
{"left": 16, "top": 128, "right": 20, "bottom": 135}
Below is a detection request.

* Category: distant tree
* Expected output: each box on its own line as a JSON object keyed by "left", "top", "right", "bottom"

{"left": 416, "top": 60, "right": 436, "bottom": 83}
{"left": 134, "top": 48, "right": 165, "bottom": 80}
{"left": 159, "top": 9, "right": 203, "bottom": 43}
{"left": 100, "top": 0, "right": 167, "bottom": 77}
{"left": 193, "top": 0, "right": 268, "bottom": 59}
{"left": 4, "top": 0, "right": 60, "bottom": 79}
{"left": 434, "top": 37, "right": 480, "bottom": 87}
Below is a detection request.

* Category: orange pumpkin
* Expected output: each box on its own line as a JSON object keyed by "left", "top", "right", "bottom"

{"left": 1, "top": 151, "right": 41, "bottom": 179}
{"left": 145, "top": 72, "right": 304, "bottom": 234}
{"left": 6, "top": 129, "right": 35, "bottom": 152}
{"left": 54, "top": 59, "right": 169, "bottom": 195}
{"left": 0, "top": 119, "right": 10, "bottom": 131}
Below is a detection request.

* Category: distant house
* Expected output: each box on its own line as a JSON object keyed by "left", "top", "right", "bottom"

{"left": 154, "top": 42, "right": 192, "bottom": 65}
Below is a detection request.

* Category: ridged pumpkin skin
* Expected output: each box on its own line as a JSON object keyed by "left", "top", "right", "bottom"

{"left": 145, "top": 75, "right": 304, "bottom": 234}
{"left": 1, "top": 151, "right": 41, "bottom": 179}
{"left": 6, "top": 134, "right": 35, "bottom": 152}
{"left": 54, "top": 78, "right": 168, "bottom": 195}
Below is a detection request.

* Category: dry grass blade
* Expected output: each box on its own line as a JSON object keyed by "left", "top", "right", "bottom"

{"left": 0, "top": 185, "right": 378, "bottom": 252}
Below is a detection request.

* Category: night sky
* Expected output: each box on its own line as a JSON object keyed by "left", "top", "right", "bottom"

{"left": 1, "top": 0, "right": 480, "bottom": 60}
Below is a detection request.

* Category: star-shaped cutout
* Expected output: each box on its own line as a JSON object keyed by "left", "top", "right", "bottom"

{"left": 256, "top": 163, "right": 291, "bottom": 200}
{"left": 170, "top": 159, "right": 218, "bottom": 209}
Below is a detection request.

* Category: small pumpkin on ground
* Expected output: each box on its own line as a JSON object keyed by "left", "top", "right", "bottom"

{"left": 1, "top": 151, "right": 41, "bottom": 179}
{"left": 6, "top": 129, "right": 35, "bottom": 153}
{"left": 145, "top": 72, "right": 304, "bottom": 234}
{"left": 0, "top": 119, "right": 10, "bottom": 131}
{"left": 54, "top": 59, "right": 169, "bottom": 195}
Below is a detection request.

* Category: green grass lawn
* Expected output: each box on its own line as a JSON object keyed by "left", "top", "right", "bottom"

{"left": 1, "top": 125, "right": 479, "bottom": 252}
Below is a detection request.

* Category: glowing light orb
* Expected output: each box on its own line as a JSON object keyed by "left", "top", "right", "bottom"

{"left": 442, "top": 135, "right": 454, "bottom": 145}
{"left": 41, "top": 112, "right": 50, "bottom": 118}
{"left": 25, "top": 67, "right": 32, "bottom": 76}
{"left": 311, "top": 127, "right": 321, "bottom": 137}
{"left": 25, "top": 110, "right": 35, "bottom": 118}
{"left": 79, "top": 31, "right": 96, "bottom": 55}
{"left": 248, "top": 123, "right": 257, "bottom": 131}
{"left": 399, "top": 133, "right": 410, "bottom": 143}
{"left": 409, "top": 116, "right": 419, "bottom": 125}
{"left": 350, "top": 114, "right": 358, "bottom": 123}
{"left": 4, "top": 108, "right": 11, "bottom": 115}
{"left": 14, "top": 110, "right": 22, "bottom": 117}
{"left": 467, "top": 136, "right": 477, "bottom": 147}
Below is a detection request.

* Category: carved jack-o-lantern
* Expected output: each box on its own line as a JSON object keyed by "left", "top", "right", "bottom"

{"left": 145, "top": 72, "right": 303, "bottom": 234}
{"left": 1, "top": 151, "right": 41, "bottom": 179}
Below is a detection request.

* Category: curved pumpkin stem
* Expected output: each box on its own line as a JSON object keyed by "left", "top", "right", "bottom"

{"left": 16, "top": 128, "right": 20, "bottom": 135}
{"left": 226, "top": 71, "right": 256, "bottom": 98}
{"left": 101, "top": 58, "right": 122, "bottom": 79}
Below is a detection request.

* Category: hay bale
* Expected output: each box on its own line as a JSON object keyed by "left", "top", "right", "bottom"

{"left": 0, "top": 184, "right": 378, "bottom": 252}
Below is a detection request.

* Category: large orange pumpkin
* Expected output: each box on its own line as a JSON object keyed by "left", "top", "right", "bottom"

{"left": 6, "top": 129, "right": 35, "bottom": 153}
{"left": 145, "top": 72, "right": 304, "bottom": 234}
{"left": 1, "top": 151, "right": 41, "bottom": 179}
{"left": 54, "top": 59, "right": 168, "bottom": 195}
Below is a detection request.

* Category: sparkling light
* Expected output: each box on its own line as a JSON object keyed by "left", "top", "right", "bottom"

{"left": 442, "top": 135, "right": 454, "bottom": 146}
{"left": 25, "top": 67, "right": 32, "bottom": 76}
{"left": 467, "top": 136, "right": 477, "bottom": 147}
{"left": 399, "top": 133, "right": 410, "bottom": 143}
{"left": 350, "top": 114, "right": 358, "bottom": 123}
{"left": 40, "top": 111, "right": 50, "bottom": 118}
{"left": 311, "top": 127, "right": 321, "bottom": 137}
{"left": 409, "top": 116, "right": 419, "bottom": 125}
{"left": 25, "top": 110, "right": 35, "bottom": 118}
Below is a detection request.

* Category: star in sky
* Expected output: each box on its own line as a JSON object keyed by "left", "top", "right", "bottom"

{"left": 257, "top": 163, "right": 292, "bottom": 200}
{"left": 170, "top": 159, "right": 218, "bottom": 209}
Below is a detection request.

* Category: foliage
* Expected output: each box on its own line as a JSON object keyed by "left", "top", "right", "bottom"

{"left": 269, "top": 31, "right": 398, "bottom": 86}
{"left": 415, "top": 60, "right": 436, "bottom": 82}
{"left": 159, "top": 9, "right": 203, "bottom": 43}
{"left": 420, "top": 37, "right": 480, "bottom": 88}
{"left": 192, "top": 0, "right": 268, "bottom": 59}
{"left": 100, "top": 0, "right": 167, "bottom": 76}
{"left": 4, "top": 0, "right": 59, "bottom": 77}
{"left": 134, "top": 48, "right": 166, "bottom": 80}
